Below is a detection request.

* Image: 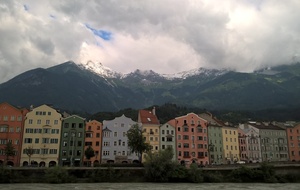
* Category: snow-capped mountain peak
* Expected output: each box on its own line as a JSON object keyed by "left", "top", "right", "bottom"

{"left": 78, "top": 61, "right": 122, "bottom": 78}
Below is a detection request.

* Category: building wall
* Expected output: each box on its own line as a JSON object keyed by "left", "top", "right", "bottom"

{"left": 59, "top": 115, "right": 85, "bottom": 167}
{"left": 259, "top": 128, "right": 289, "bottom": 162}
{"left": 207, "top": 125, "right": 223, "bottom": 165}
{"left": 176, "top": 113, "right": 209, "bottom": 166}
{"left": 84, "top": 120, "right": 102, "bottom": 166}
{"left": 20, "top": 105, "right": 62, "bottom": 167}
{"left": 287, "top": 124, "right": 300, "bottom": 161}
{"left": 160, "top": 121, "right": 176, "bottom": 161}
{"left": 222, "top": 126, "right": 239, "bottom": 164}
{"left": 0, "top": 103, "right": 28, "bottom": 166}
{"left": 102, "top": 115, "right": 139, "bottom": 163}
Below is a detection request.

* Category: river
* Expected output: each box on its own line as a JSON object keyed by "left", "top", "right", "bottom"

{"left": 0, "top": 183, "right": 299, "bottom": 190}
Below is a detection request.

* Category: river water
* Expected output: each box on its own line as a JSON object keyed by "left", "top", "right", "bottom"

{"left": 0, "top": 183, "right": 299, "bottom": 190}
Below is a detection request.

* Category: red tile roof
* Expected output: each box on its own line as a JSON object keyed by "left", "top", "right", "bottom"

{"left": 138, "top": 109, "right": 160, "bottom": 125}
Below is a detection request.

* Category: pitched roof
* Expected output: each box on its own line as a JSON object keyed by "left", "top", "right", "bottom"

{"left": 138, "top": 109, "right": 160, "bottom": 125}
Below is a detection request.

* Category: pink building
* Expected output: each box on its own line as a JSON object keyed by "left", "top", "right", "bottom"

{"left": 176, "top": 113, "right": 209, "bottom": 166}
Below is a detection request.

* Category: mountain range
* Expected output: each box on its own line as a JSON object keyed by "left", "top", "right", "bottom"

{"left": 0, "top": 61, "right": 300, "bottom": 113}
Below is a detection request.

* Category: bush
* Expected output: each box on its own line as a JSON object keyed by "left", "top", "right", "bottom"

{"left": 187, "top": 164, "right": 203, "bottom": 183}
{"left": 45, "top": 166, "right": 75, "bottom": 183}
{"left": 203, "top": 171, "right": 224, "bottom": 183}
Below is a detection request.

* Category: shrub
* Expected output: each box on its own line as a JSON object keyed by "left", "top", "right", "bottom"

{"left": 45, "top": 166, "right": 74, "bottom": 183}
{"left": 187, "top": 164, "right": 204, "bottom": 183}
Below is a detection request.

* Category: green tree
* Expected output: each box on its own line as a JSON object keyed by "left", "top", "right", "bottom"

{"left": 144, "top": 146, "right": 179, "bottom": 182}
{"left": 84, "top": 146, "right": 95, "bottom": 167}
{"left": 126, "top": 124, "right": 151, "bottom": 163}
{"left": 3, "top": 141, "right": 16, "bottom": 166}
{"left": 24, "top": 146, "right": 34, "bottom": 166}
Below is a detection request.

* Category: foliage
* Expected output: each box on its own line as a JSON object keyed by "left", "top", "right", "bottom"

{"left": 45, "top": 166, "right": 74, "bottom": 183}
{"left": 0, "top": 167, "right": 13, "bottom": 183}
{"left": 3, "top": 141, "right": 15, "bottom": 165}
{"left": 144, "top": 146, "right": 180, "bottom": 182}
{"left": 24, "top": 146, "right": 34, "bottom": 165}
{"left": 84, "top": 166, "right": 123, "bottom": 182}
{"left": 84, "top": 146, "right": 95, "bottom": 166}
{"left": 203, "top": 171, "right": 224, "bottom": 183}
{"left": 127, "top": 124, "right": 151, "bottom": 162}
{"left": 187, "top": 163, "right": 204, "bottom": 183}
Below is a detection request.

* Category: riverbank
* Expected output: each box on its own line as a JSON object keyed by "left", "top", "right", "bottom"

{"left": 1, "top": 163, "right": 300, "bottom": 183}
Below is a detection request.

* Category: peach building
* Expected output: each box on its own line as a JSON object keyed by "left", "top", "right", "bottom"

{"left": 286, "top": 123, "right": 300, "bottom": 161}
{"left": 84, "top": 120, "right": 102, "bottom": 166}
{"left": 176, "top": 113, "right": 209, "bottom": 166}
{"left": 0, "top": 102, "right": 28, "bottom": 166}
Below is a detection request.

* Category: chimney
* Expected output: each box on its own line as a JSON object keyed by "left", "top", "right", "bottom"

{"left": 152, "top": 107, "right": 156, "bottom": 115}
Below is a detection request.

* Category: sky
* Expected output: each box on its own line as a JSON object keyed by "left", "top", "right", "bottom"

{"left": 0, "top": 0, "right": 300, "bottom": 83}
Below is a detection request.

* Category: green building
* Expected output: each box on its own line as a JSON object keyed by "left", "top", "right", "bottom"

{"left": 59, "top": 115, "right": 86, "bottom": 166}
{"left": 199, "top": 113, "right": 224, "bottom": 165}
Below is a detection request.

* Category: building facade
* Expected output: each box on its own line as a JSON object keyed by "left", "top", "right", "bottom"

{"left": 0, "top": 102, "right": 28, "bottom": 166}
{"left": 20, "top": 105, "right": 62, "bottom": 167}
{"left": 199, "top": 113, "right": 224, "bottom": 165}
{"left": 238, "top": 126, "right": 262, "bottom": 163}
{"left": 102, "top": 114, "right": 139, "bottom": 163}
{"left": 222, "top": 126, "right": 239, "bottom": 164}
{"left": 138, "top": 108, "right": 160, "bottom": 162}
{"left": 286, "top": 123, "right": 300, "bottom": 161}
{"left": 160, "top": 119, "right": 177, "bottom": 161}
{"left": 176, "top": 113, "right": 209, "bottom": 166}
{"left": 83, "top": 120, "right": 102, "bottom": 166}
{"left": 59, "top": 115, "right": 85, "bottom": 166}
{"left": 248, "top": 122, "right": 289, "bottom": 162}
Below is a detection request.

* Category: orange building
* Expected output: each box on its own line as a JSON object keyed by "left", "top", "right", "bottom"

{"left": 0, "top": 102, "right": 28, "bottom": 166}
{"left": 287, "top": 123, "right": 300, "bottom": 161}
{"left": 176, "top": 113, "right": 209, "bottom": 166}
{"left": 84, "top": 120, "right": 103, "bottom": 166}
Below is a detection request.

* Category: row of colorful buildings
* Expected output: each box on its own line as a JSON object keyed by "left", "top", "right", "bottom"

{"left": 0, "top": 102, "right": 300, "bottom": 167}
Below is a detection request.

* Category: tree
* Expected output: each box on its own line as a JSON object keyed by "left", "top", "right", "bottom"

{"left": 24, "top": 146, "right": 34, "bottom": 166}
{"left": 126, "top": 124, "right": 151, "bottom": 163}
{"left": 3, "top": 141, "right": 16, "bottom": 166}
{"left": 84, "top": 146, "right": 95, "bottom": 167}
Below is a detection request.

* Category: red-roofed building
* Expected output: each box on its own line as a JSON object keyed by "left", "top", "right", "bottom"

{"left": 138, "top": 107, "right": 160, "bottom": 161}
{"left": 0, "top": 102, "right": 28, "bottom": 166}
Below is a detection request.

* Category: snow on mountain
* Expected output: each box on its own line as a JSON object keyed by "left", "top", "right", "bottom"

{"left": 77, "top": 61, "right": 228, "bottom": 80}
{"left": 162, "top": 67, "right": 229, "bottom": 79}
{"left": 77, "top": 61, "right": 122, "bottom": 78}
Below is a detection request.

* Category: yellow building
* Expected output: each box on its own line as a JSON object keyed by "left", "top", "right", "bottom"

{"left": 222, "top": 126, "right": 239, "bottom": 164}
{"left": 20, "top": 105, "right": 62, "bottom": 167}
{"left": 138, "top": 108, "right": 160, "bottom": 162}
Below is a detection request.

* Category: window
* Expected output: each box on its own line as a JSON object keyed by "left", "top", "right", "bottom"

{"left": 35, "top": 138, "right": 39, "bottom": 143}
{"left": 96, "top": 133, "right": 100, "bottom": 138}
{"left": 197, "top": 136, "right": 203, "bottom": 140}
{"left": 86, "top": 133, "right": 92, "bottom": 138}
{"left": 162, "top": 130, "right": 165, "bottom": 134}
{"left": 63, "top": 132, "right": 68, "bottom": 138}
{"left": 114, "top": 132, "right": 118, "bottom": 137}
{"left": 0, "top": 139, "right": 7, "bottom": 144}
{"left": 24, "top": 138, "right": 32, "bottom": 143}
{"left": 62, "top": 150, "right": 67, "bottom": 156}
{"left": 46, "top": 120, "right": 50, "bottom": 125}
{"left": 183, "top": 135, "right": 189, "bottom": 140}
{"left": 183, "top": 143, "right": 189, "bottom": 148}
{"left": 72, "top": 123, "right": 76, "bottom": 128}
{"left": 49, "top": 149, "right": 57, "bottom": 154}
{"left": 9, "top": 127, "right": 14, "bottom": 132}
{"left": 43, "top": 128, "right": 50, "bottom": 134}
{"left": 51, "top": 129, "right": 59, "bottom": 134}
{"left": 77, "top": 150, "right": 81, "bottom": 156}
{"left": 64, "top": 123, "right": 69, "bottom": 128}
{"left": 41, "top": 149, "right": 48, "bottom": 154}
{"left": 123, "top": 132, "right": 126, "bottom": 137}
{"left": 104, "top": 142, "right": 110, "bottom": 146}
{"left": 178, "top": 135, "right": 181, "bottom": 140}
{"left": 50, "top": 139, "right": 58, "bottom": 144}
{"left": 10, "top": 116, "right": 15, "bottom": 121}
{"left": 167, "top": 136, "right": 172, "bottom": 142}
{"left": 85, "top": 142, "right": 92, "bottom": 146}
{"left": 96, "top": 141, "right": 100, "bottom": 146}
{"left": 183, "top": 151, "right": 189, "bottom": 157}
{"left": 77, "top": 141, "right": 82, "bottom": 147}
{"left": 48, "top": 112, "right": 51, "bottom": 115}
{"left": 121, "top": 123, "right": 125, "bottom": 127}
{"left": 3, "top": 116, "right": 8, "bottom": 121}
{"left": 54, "top": 120, "right": 58, "bottom": 125}
{"left": 122, "top": 142, "right": 125, "bottom": 146}
{"left": 79, "top": 123, "right": 83, "bottom": 128}
{"left": 78, "top": 132, "right": 82, "bottom": 138}
{"left": 37, "top": 119, "right": 41, "bottom": 124}
{"left": 114, "top": 141, "right": 117, "bottom": 146}
{"left": 42, "top": 138, "right": 50, "bottom": 144}
{"left": 103, "top": 151, "right": 110, "bottom": 156}
{"left": 162, "top": 145, "right": 165, "bottom": 149}
{"left": 15, "top": 139, "right": 19, "bottom": 145}
{"left": 0, "top": 126, "right": 8, "bottom": 132}
{"left": 17, "top": 116, "right": 22, "bottom": 121}
{"left": 63, "top": 141, "right": 67, "bottom": 146}
{"left": 16, "top": 127, "right": 21, "bottom": 132}
{"left": 162, "top": 137, "right": 165, "bottom": 141}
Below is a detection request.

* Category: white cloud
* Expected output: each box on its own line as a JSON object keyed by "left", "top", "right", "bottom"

{"left": 0, "top": 0, "right": 300, "bottom": 83}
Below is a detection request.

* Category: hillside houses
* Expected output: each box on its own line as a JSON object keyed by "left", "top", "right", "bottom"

{"left": 0, "top": 102, "right": 300, "bottom": 167}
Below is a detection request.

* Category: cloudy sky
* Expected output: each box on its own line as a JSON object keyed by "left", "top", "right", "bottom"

{"left": 0, "top": 0, "right": 300, "bottom": 83}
